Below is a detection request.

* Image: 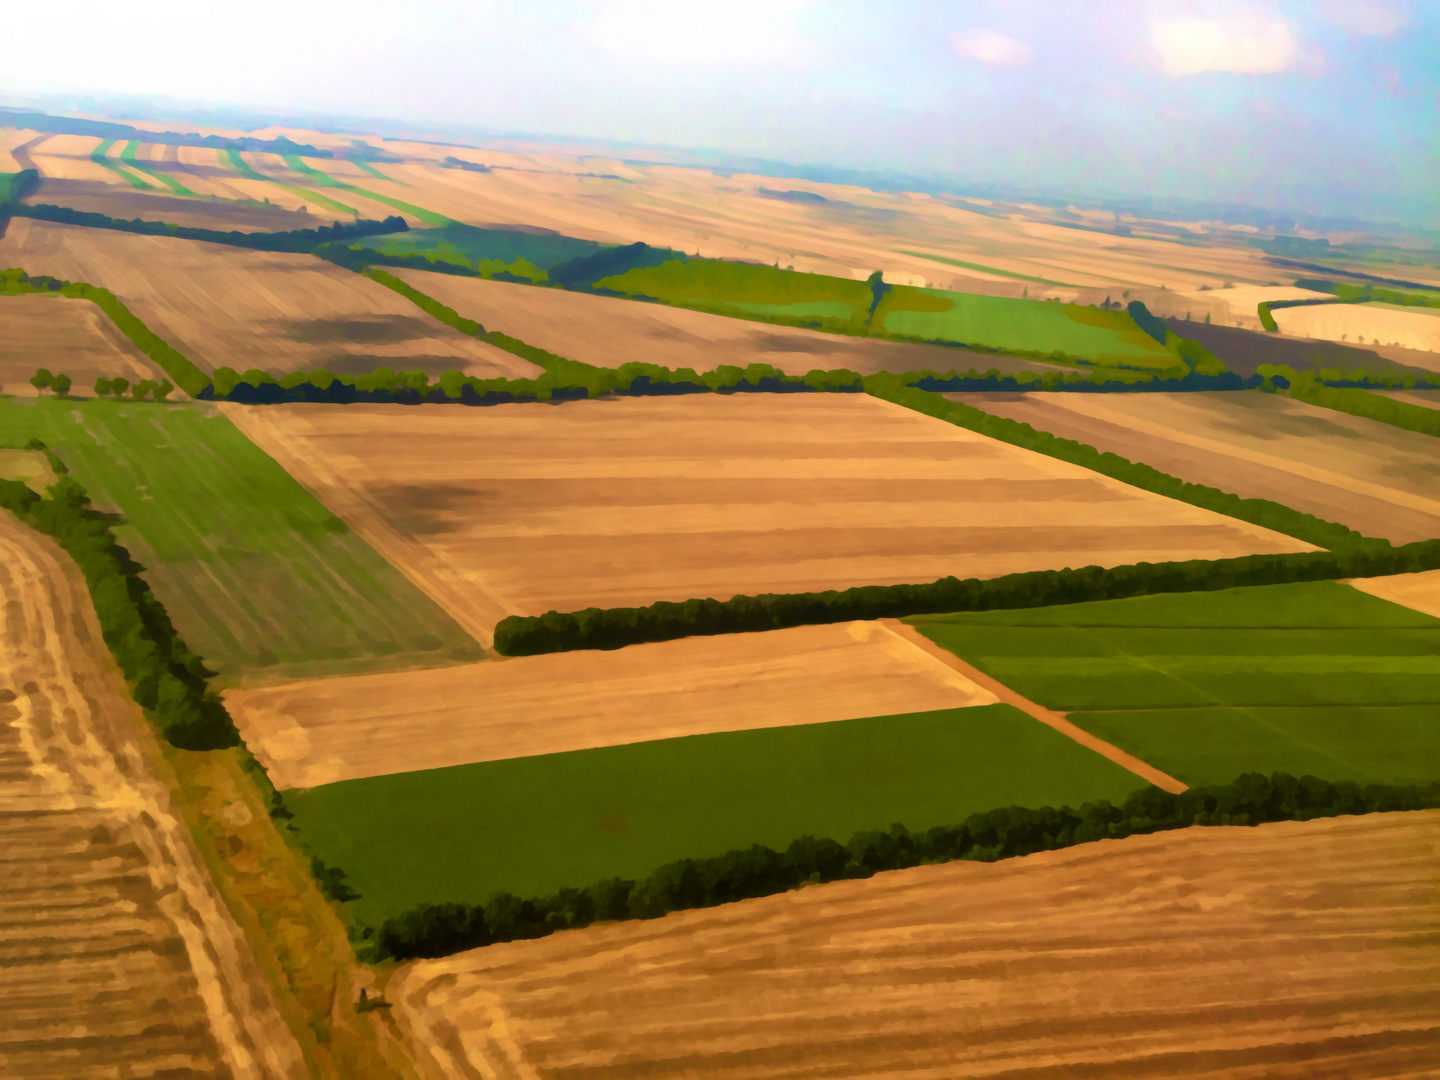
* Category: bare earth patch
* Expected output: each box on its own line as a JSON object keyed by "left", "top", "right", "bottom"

{"left": 225, "top": 620, "right": 998, "bottom": 790}
{"left": 221, "top": 394, "right": 1313, "bottom": 647}
{"left": 949, "top": 390, "right": 1440, "bottom": 544}
{"left": 0, "top": 293, "right": 170, "bottom": 396}
{"left": 391, "top": 809, "right": 1440, "bottom": 1080}
{"left": 0, "top": 514, "right": 305, "bottom": 1078}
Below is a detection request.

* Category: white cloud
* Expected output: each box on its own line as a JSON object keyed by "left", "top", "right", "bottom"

{"left": 1150, "top": 11, "right": 1299, "bottom": 76}
{"left": 587, "top": 0, "right": 811, "bottom": 67}
{"left": 1317, "top": 0, "right": 1407, "bottom": 37}
{"left": 951, "top": 29, "right": 1033, "bottom": 67}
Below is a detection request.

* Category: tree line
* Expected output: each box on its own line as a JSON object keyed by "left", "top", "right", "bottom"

{"left": 1287, "top": 373, "right": 1440, "bottom": 438}
{"left": 365, "top": 771, "right": 1440, "bottom": 961}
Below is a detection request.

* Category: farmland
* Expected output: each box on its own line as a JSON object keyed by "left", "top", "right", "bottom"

{"left": 386, "top": 266, "right": 1054, "bottom": 376}
{"left": 0, "top": 218, "right": 538, "bottom": 378}
{"left": 391, "top": 809, "right": 1440, "bottom": 1080}
{"left": 1349, "top": 568, "right": 1440, "bottom": 619}
{"left": 284, "top": 701, "right": 1144, "bottom": 926}
{"left": 1274, "top": 301, "right": 1440, "bottom": 353}
{"left": 951, "top": 390, "right": 1440, "bottom": 543}
{"left": 910, "top": 581, "right": 1440, "bottom": 787}
{"left": 0, "top": 293, "right": 166, "bottom": 396}
{"left": 0, "top": 396, "right": 477, "bottom": 682}
{"left": 222, "top": 393, "right": 1313, "bottom": 645}
{"left": 224, "top": 620, "right": 999, "bottom": 789}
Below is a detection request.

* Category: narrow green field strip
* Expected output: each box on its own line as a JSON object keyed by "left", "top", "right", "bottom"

{"left": 283, "top": 154, "right": 450, "bottom": 225}
{"left": 347, "top": 157, "right": 401, "bottom": 183}
{"left": 286, "top": 703, "right": 1143, "bottom": 926}
{"left": 0, "top": 397, "right": 478, "bottom": 680}
{"left": 119, "top": 141, "right": 195, "bottom": 196}
{"left": 222, "top": 148, "right": 359, "bottom": 216}
{"left": 90, "top": 137, "right": 154, "bottom": 191}
{"left": 899, "top": 249, "right": 1074, "bottom": 287}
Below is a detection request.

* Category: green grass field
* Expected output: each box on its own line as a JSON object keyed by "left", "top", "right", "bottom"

{"left": 910, "top": 582, "right": 1440, "bottom": 786}
{"left": 286, "top": 703, "right": 1145, "bottom": 925}
{"left": 0, "top": 396, "right": 478, "bottom": 682}
{"left": 348, "top": 222, "right": 604, "bottom": 279}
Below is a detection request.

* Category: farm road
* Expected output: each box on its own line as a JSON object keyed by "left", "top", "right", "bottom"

{"left": 0, "top": 514, "right": 306, "bottom": 1078}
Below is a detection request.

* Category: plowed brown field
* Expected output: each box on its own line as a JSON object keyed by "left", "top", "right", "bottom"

{"left": 949, "top": 390, "right": 1440, "bottom": 543}
{"left": 0, "top": 218, "right": 541, "bottom": 379}
{"left": 0, "top": 294, "right": 169, "bottom": 397}
{"left": 388, "top": 268, "right": 1050, "bottom": 376}
{"left": 391, "top": 809, "right": 1440, "bottom": 1080}
{"left": 225, "top": 620, "right": 998, "bottom": 789}
{"left": 221, "top": 394, "right": 1312, "bottom": 647}
{"left": 0, "top": 513, "right": 305, "bottom": 1078}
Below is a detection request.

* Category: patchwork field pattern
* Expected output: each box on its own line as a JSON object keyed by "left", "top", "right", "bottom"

{"left": 226, "top": 620, "right": 999, "bottom": 789}
{"left": 284, "top": 701, "right": 1143, "bottom": 926}
{"left": 0, "top": 396, "right": 478, "bottom": 683}
{"left": 911, "top": 581, "right": 1440, "bottom": 787}
{"left": 222, "top": 393, "right": 1315, "bottom": 646}
{"left": 0, "top": 219, "right": 539, "bottom": 380}
{"left": 0, "top": 293, "right": 168, "bottom": 397}
{"left": 392, "top": 810, "right": 1440, "bottom": 1080}
{"left": 950, "top": 390, "right": 1440, "bottom": 543}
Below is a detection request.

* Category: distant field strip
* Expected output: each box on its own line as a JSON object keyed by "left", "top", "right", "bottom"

{"left": 912, "top": 581, "right": 1440, "bottom": 787}
{"left": 227, "top": 620, "right": 998, "bottom": 789}
{"left": 392, "top": 810, "right": 1440, "bottom": 1080}
{"left": 222, "top": 394, "right": 1314, "bottom": 645}
{"left": 0, "top": 396, "right": 478, "bottom": 682}
{"left": 281, "top": 154, "right": 449, "bottom": 224}
{"left": 222, "top": 149, "right": 358, "bottom": 216}
{"left": 89, "top": 137, "right": 153, "bottom": 190}
{"left": 899, "top": 249, "right": 1074, "bottom": 286}
{"left": 953, "top": 390, "right": 1440, "bottom": 544}
{"left": 120, "top": 140, "right": 195, "bottom": 196}
{"left": 285, "top": 701, "right": 1142, "bottom": 926}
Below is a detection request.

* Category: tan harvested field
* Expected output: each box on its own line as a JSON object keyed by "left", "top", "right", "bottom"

{"left": 1132, "top": 284, "right": 1333, "bottom": 330}
{"left": 392, "top": 809, "right": 1440, "bottom": 1080}
{"left": 0, "top": 219, "right": 541, "bottom": 378}
{"left": 0, "top": 450, "right": 58, "bottom": 494}
{"left": 390, "top": 267, "right": 1051, "bottom": 376}
{"left": 0, "top": 294, "right": 168, "bottom": 396}
{"left": 950, "top": 390, "right": 1440, "bottom": 544}
{"left": 20, "top": 133, "right": 119, "bottom": 184}
{"left": 226, "top": 620, "right": 999, "bottom": 789}
{"left": 1275, "top": 301, "right": 1440, "bottom": 353}
{"left": 222, "top": 393, "right": 1313, "bottom": 647}
{"left": 0, "top": 513, "right": 305, "bottom": 1078}
{"left": 1347, "top": 569, "right": 1440, "bottom": 619}
{"left": 0, "top": 128, "right": 42, "bottom": 171}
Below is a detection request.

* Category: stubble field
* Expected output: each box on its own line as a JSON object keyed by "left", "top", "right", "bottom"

{"left": 223, "top": 393, "right": 1314, "bottom": 647}
{"left": 0, "top": 218, "right": 539, "bottom": 379}
{"left": 948, "top": 390, "right": 1440, "bottom": 543}
{"left": 1275, "top": 301, "right": 1440, "bottom": 353}
{"left": 390, "top": 809, "right": 1440, "bottom": 1080}
{"left": 0, "top": 293, "right": 168, "bottom": 396}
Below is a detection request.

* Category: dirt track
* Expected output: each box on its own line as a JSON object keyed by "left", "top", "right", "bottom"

{"left": 0, "top": 513, "right": 306, "bottom": 1078}
{"left": 391, "top": 810, "right": 1440, "bottom": 1080}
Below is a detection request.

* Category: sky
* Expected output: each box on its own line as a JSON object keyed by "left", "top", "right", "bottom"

{"left": 5, "top": 0, "right": 1437, "bottom": 226}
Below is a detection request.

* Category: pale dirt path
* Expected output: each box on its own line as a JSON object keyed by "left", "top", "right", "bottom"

{"left": 390, "top": 810, "right": 1440, "bottom": 1080}
{"left": 0, "top": 512, "right": 307, "bottom": 1079}
{"left": 881, "top": 618, "right": 1188, "bottom": 793}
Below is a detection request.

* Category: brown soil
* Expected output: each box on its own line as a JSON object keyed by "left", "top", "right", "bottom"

{"left": 0, "top": 512, "right": 306, "bottom": 1078}
{"left": 948, "top": 391, "right": 1440, "bottom": 544}
{"left": 391, "top": 810, "right": 1440, "bottom": 1080}
{"left": 0, "top": 219, "right": 540, "bottom": 379}
{"left": 220, "top": 394, "right": 1312, "bottom": 647}
{"left": 224, "top": 620, "right": 997, "bottom": 790}
{"left": 1162, "top": 318, "right": 1426, "bottom": 378}
{"left": 0, "top": 293, "right": 171, "bottom": 396}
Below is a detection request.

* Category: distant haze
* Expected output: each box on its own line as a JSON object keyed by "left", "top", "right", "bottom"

{"left": 4, "top": 0, "right": 1437, "bottom": 227}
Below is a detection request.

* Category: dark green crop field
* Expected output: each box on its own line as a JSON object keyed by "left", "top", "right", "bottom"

{"left": 0, "top": 397, "right": 478, "bottom": 682}
{"left": 910, "top": 581, "right": 1440, "bottom": 786}
{"left": 286, "top": 703, "right": 1144, "bottom": 926}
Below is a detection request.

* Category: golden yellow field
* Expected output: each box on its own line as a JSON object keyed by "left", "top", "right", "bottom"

{"left": 1347, "top": 569, "right": 1440, "bottom": 619}
{"left": 390, "top": 809, "right": 1440, "bottom": 1080}
{"left": 1275, "top": 301, "right": 1440, "bottom": 353}
{"left": 0, "top": 293, "right": 170, "bottom": 396}
{"left": 389, "top": 267, "right": 1048, "bottom": 376}
{"left": 951, "top": 390, "right": 1440, "bottom": 543}
{"left": 225, "top": 620, "right": 999, "bottom": 789}
{"left": 0, "top": 512, "right": 305, "bottom": 1078}
{"left": 221, "top": 393, "right": 1313, "bottom": 648}
{"left": 0, "top": 127, "right": 42, "bottom": 171}
{"left": 0, "top": 219, "right": 541, "bottom": 378}
{"left": 1135, "top": 284, "right": 1334, "bottom": 330}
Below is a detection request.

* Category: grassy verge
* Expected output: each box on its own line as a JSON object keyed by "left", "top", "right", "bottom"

{"left": 120, "top": 140, "right": 195, "bottom": 196}
{"left": 90, "top": 137, "right": 154, "bottom": 190}
{"left": 224, "top": 148, "right": 359, "bottom": 216}
{"left": 283, "top": 155, "right": 450, "bottom": 225}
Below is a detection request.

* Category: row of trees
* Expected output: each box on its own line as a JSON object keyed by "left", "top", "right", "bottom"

{"left": 29, "top": 368, "right": 71, "bottom": 395}
{"left": 95, "top": 376, "right": 174, "bottom": 401}
{"left": 366, "top": 771, "right": 1440, "bottom": 961}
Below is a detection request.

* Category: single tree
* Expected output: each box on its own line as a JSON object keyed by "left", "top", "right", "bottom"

{"left": 154, "top": 378, "right": 174, "bottom": 402}
{"left": 94, "top": 377, "right": 113, "bottom": 397}
{"left": 133, "top": 379, "right": 157, "bottom": 400}
{"left": 51, "top": 373, "right": 72, "bottom": 396}
{"left": 110, "top": 376, "right": 130, "bottom": 397}
{"left": 30, "top": 368, "right": 53, "bottom": 393}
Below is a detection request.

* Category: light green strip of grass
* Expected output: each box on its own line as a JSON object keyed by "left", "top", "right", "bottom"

{"left": 285, "top": 703, "right": 1143, "bottom": 926}
{"left": 347, "top": 156, "right": 401, "bottom": 184}
{"left": 222, "top": 148, "right": 359, "bottom": 216}
{"left": 282, "top": 154, "right": 450, "bottom": 225}
{"left": 900, "top": 250, "right": 1073, "bottom": 287}
{"left": 120, "top": 141, "right": 195, "bottom": 196}
{"left": 90, "top": 137, "right": 155, "bottom": 191}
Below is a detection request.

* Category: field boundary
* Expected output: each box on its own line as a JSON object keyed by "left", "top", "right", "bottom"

{"left": 879, "top": 619, "right": 1187, "bottom": 793}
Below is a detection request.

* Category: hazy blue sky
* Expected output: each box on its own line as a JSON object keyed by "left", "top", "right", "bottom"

{"left": 6, "top": 1, "right": 1437, "bottom": 224}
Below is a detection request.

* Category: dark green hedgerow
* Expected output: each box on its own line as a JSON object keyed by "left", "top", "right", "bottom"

{"left": 367, "top": 771, "right": 1440, "bottom": 961}
{"left": 0, "top": 469, "right": 238, "bottom": 750}
{"left": 1286, "top": 374, "right": 1440, "bottom": 437}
